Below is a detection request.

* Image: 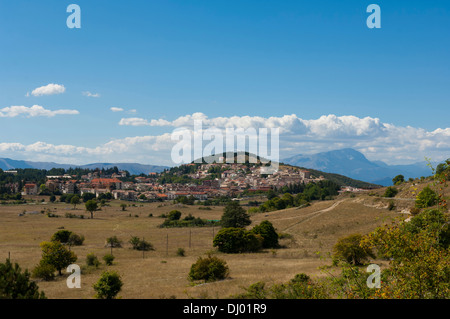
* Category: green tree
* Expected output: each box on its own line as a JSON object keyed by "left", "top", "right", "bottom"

{"left": 383, "top": 186, "right": 398, "bottom": 198}
{"left": 167, "top": 210, "right": 182, "bottom": 221}
{"left": 85, "top": 199, "right": 98, "bottom": 219}
{"left": 392, "top": 175, "right": 405, "bottom": 185}
{"left": 415, "top": 186, "right": 438, "bottom": 208}
{"left": 251, "top": 220, "right": 279, "bottom": 248}
{"left": 70, "top": 195, "right": 80, "bottom": 209}
{"left": 120, "top": 203, "right": 127, "bottom": 211}
{"left": 188, "top": 254, "right": 229, "bottom": 282}
{"left": 0, "top": 259, "right": 46, "bottom": 299}
{"left": 93, "top": 271, "right": 123, "bottom": 299}
{"left": 213, "top": 227, "right": 263, "bottom": 253}
{"left": 82, "top": 192, "right": 96, "bottom": 202}
{"left": 40, "top": 241, "right": 77, "bottom": 276}
{"left": 332, "top": 234, "right": 375, "bottom": 266}
{"left": 51, "top": 230, "right": 73, "bottom": 244}
{"left": 221, "top": 201, "right": 251, "bottom": 228}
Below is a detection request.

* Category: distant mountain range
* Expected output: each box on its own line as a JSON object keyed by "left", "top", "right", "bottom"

{"left": 0, "top": 158, "right": 169, "bottom": 175}
{"left": 0, "top": 148, "right": 435, "bottom": 187}
{"left": 282, "top": 148, "right": 433, "bottom": 186}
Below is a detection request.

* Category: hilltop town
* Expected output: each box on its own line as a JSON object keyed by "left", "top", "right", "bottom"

{"left": 11, "top": 162, "right": 326, "bottom": 201}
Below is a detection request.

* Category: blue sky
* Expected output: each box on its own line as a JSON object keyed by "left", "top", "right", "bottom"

{"left": 0, "top": 0, "right": 449, "bottom": 166}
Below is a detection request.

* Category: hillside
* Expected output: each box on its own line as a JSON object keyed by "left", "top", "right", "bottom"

{"left": 191, "top": 151, "right": 380, "bottom": 189}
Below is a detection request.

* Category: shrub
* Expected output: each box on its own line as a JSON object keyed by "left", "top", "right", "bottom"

{"left": 67, "top": 233, "right": 85, "bottom": 246}
{"left": 93, "top": 271, "right": 123, "bottom": 299}
{"left": 291, "top": 273, "right": 310, "bottom": 284}
{"left": 383, "top": 186, "right": 398, "bottom": 198}
{"left": 129, "top": 236, "right": 154, "bottom": 251}
{"left": 167, "top": 210, "right": 182, "bottom": 221}
{"left": 332, "top": 234, "right": 375, "bottom": 265}
{"left": 105, "top": 236, "right": 122, "bottom": 248}
{"left": 415, "top": 186, "right": 438, "bottom": 208}
{"left": 31, "top": 261, "right": 56, "bottom": 281}
{"left": 213, "top": 227, "right": 263, "bottom": 253}
{"left": 176, "top": 248, "right": 186, "bottom": 257}
{"left": 51, "top": 230, "right": 73, "bottom": 243}
{"left": 86, "top": 253, "right": 100, "bottom": 268}
{"left": 251, "top": 220, "right": 279, "bottom": 248}
{"left": 103, "top": 254, "right": 115, "bottom": 266}
{"left": 188, "top": 254, "right": 229, "bottom": 282}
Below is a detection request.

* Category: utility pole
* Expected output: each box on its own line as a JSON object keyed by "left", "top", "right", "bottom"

{"left": 166, "top": 234, "right": 169, "bottom": 257}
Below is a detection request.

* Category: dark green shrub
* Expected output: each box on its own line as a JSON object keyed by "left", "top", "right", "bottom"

{"left": 67, "top": 233, "right": 85, "bottom": 246}
{"left": 167, "top": 210, "right": 182, "bottom": 221}
{"left": 129, "top": 236, "right": 154, "bottom": 251}
{"left": 93, "top": 271, "right": 123, "bottom": 299}
{"left": 51, "top": 230, "right": 73, "bottom": 243}
{"left": 188, "top": 254, "right": 229, "bottom": 282}
{"left": 103, "top": 254, "right": 115, "bottom": 266}
{"left": 106, "top": 236, "right": 123, "bottom": 248}
{"left": 31, "top": 261, "right": 56, "bottom": 281}
{"left": 383, "top": 187, "right": 398, "bottom": 198}
{"left": 213, "top": 227, "right": 263, "bottom": 253}
{"left": 176, "top": 248, "right": 186, "bottom": 257}
{"left": 251, "top": 220, "right": 279, "bottom": 248}
{"left": 86, "top": 253, "right": 100, "bottom": 268}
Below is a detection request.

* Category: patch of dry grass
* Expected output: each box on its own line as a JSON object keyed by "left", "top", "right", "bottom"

{"left": 0, "top": 196, "right": 401, "bottom": 299}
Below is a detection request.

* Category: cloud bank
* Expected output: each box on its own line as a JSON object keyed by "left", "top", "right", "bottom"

{"left": 30, "top": 83, "right": 66, "bottom": 96}
{"left": 0, "top": 105, "right": 79, "bottom": 118}
{"left": 0, "top": 113, "right": 447, "bottom": 166}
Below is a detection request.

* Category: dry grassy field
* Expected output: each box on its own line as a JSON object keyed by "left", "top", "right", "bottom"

{"left": 0, "top": 185, "right": 433, "bottom": 299}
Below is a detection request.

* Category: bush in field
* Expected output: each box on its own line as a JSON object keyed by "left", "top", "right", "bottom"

{"left": 167, "top": 210, "right": 182, "bottom": 221}
{"left": 93, "top": 271, "right": 123, "bottom": 299}
{"left": 51, "top": 230, "right": 73, "bottom": 243}
{"left": 67, "top": 233, "right": 85, "bottom": 246}
{"left": 383, "top": 186, "right": 398, "bottom": 198}
{"left": 31, "top": 261, "right": 56, "bottom": 281}
{"left": 103, "top": 254, "right": 115, "bottom": 266}
{"left": 105, "top": 236, "right": 123, "bottom": 248}
{"left": 176, "top": 248, "right": 185, "bottom": 257}
{"left": 415, "top": 186, "right": 438, "bottom": 208}
{"left": 213, "top": 227, "right": 263, "bottom": 253}
{"left": 332, "top": 234, "right": 375, "bottom": 265}
{"left": 188, "top": 254, "right": 229, "bottom": 282}
{"left": 86, "top": 253, "right": 100, "bottom": 268}
{"left": 251, "top": 220, "right": 279, "bottom": 248}
{"left": 129, "top": 236, "right": 154, "bottom": 251}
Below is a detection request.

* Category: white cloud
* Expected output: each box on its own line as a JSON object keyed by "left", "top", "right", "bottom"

{"left": 30, "top": 83, "right": 66, "bottom": 96}
{"left": 1, "top": 112, "right": 448, "bottom": 166}
{"left": 0, "top": 105, "right": 79, "bottom": 118}
{"left": 82, "top": 91, "right": 101, "bottom": 98}
{"left": 110, "top": 107, "right": 124, "bottom": 112}
{"left": 117, "top": 113, "right": 450, "bottom": 164}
